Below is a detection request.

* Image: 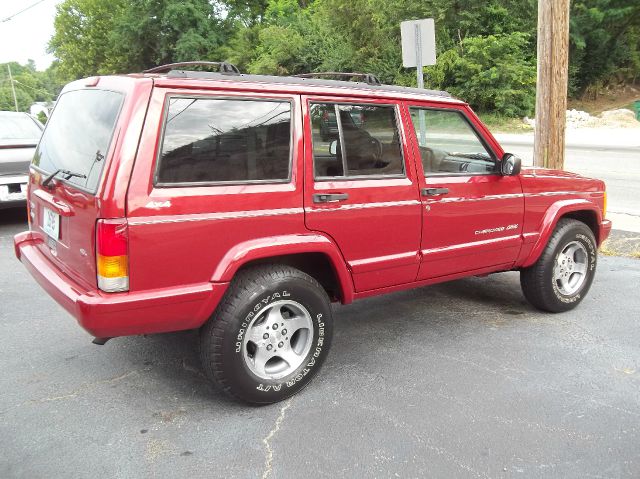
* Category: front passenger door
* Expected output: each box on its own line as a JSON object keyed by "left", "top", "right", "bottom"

{"left": 407, "top": 106, "right": 525, "bottom": 280}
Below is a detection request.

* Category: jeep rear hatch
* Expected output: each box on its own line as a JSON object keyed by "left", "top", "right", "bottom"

{"left": 29, "top": 88, "right": 124, "bottom": 289}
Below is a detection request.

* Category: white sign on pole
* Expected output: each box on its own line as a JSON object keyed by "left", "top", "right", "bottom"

{"left": 401, "top": 18, "right": 436, "bottom": 146}
{"left": 400, "top": 19, "right": 436, "bottom": 68}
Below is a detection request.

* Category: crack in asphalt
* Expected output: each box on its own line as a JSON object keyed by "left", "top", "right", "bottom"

{"left": 0, "top": 369, "right": 144, "bottom": 414}
{"left": 261, "top": 398, "right": 293, "bottom": 479}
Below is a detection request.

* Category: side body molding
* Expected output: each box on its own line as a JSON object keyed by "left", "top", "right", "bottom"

{"left": 210, "top": 233, "right": 355, "bottom": 304}
{"left": 520, "top": 199, "right": 602, "bottom": 268}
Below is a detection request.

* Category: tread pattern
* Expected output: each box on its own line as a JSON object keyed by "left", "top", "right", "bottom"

{"left": 199, "top": 264, "right": 329, "bottom": 402}
{"left": 520, "top": 218, "right": 596, "bottom": 313}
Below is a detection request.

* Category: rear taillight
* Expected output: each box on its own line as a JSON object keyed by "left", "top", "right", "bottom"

{"left": 96, "top": 218, "right": 129, "bottom": 292}
{"left": 27, "top": 200, "right": 33, "bottom": 229}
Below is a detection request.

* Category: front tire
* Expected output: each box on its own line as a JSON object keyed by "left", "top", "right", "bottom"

{"left": 200, "top": 265, "right": 333, "bottom": 404}
{"left": 520, "top": 218, "right": 597, "bottom": 313}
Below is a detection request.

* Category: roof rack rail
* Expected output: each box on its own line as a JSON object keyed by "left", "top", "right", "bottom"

{"left": 293, "top": 72, "right": 382, "bottom": 86}
{"left": 143, "top": 61, "right": 240, "bottom": 75}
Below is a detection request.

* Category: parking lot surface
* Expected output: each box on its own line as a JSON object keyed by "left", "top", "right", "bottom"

{"left": 1, "top": 208, "right": 639, "bottom": 478}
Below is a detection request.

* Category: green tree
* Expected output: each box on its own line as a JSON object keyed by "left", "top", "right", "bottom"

{"left": 48, "top": 0, "right": 127, "bottom": 80}
{"left": 36, "top": 111, "right": 48, "bottom": 125}
{"left": 569, "top": 0, "right": 640, "bottom": 95}
{"left": 223, "top": 0, "right": 270, "bottom": 25}
{"left": 0, "top": 85, "right": 33, "bottom": 112}
{"left": 0, "top": 61, "right": 60, "bottom": 112}
{"left": 428, "top": 34, "right": 537, "bottom": 116}
{"left": 45, "top": 0, "right": 640, "bottom": 116}
{"left": 49, "top": 0, "right": 228, "bottom": 80}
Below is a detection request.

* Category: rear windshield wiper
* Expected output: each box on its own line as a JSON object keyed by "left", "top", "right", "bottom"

{"left": 41, "top": 169, "right": 87, "bottom": 188}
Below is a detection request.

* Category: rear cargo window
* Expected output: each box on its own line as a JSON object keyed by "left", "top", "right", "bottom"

{"left": 32, "top": 89, "right": 123, "bottom": 192}
{"left": 156, "top": 97, "right": 292, "bottom": 185}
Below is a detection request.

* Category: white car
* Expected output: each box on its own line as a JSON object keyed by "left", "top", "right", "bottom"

{"left": 0, "top": 111, "right": 44, "bottom": 209}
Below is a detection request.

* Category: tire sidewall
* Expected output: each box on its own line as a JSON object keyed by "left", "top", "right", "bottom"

{"left": 548, "top": 225, "right": 597, "bottom": 307}
{"left": 222, "top": 276, "right": 332, "bottom": 403}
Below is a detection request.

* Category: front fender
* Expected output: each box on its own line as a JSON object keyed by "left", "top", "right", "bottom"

{"left": 210, "top": 233, "right": 355, "bottom": 304}
{"left": 520, "top": 199, "right": 602, "bottom": 268}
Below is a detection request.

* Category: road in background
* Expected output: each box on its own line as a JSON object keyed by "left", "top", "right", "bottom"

{"left": 1, "top": 209, "right": 639, "bottom": 478}
{"left": 500, "top": 141, "right": 640, "bottom": 231}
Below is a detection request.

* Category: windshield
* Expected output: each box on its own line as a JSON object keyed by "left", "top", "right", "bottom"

{"left": 32, "top": 89, "right": 123, "bottom": 192}
{"left": 0, "top": 113, "right": 43, "bottom": 140}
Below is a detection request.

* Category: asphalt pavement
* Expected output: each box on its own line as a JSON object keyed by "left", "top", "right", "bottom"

{"left": 1, "top": 208, "right": 639, "bottom": 479}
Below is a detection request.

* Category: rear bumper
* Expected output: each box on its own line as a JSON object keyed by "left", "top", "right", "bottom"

{"left": 14, "top": 231, "right": 228, "bottom": 338}
{"left": 0, "top": 175, "right": 27, "bottom": 208}
{"left": 600, "top": 219, "right": 612, "bottom": 245}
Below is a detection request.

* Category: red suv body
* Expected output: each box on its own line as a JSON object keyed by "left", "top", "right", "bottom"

{"left": 14, "top": 68, "right": 611, "bottom": 403}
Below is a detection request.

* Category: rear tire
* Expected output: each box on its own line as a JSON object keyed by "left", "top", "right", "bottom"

{"left": 200, "top": 265, "right": 333, "bottom": 404}
{"left": 520, "top": 218, "right": 597, "bottom": 313}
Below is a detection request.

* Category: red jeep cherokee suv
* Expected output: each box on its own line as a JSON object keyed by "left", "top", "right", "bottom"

{"left": 14, "top": 63, "right": 611, "bottom": 404}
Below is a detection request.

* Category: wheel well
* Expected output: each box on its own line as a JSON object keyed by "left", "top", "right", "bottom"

{"left": 237, "top": 253, "right": 342, "bottom": 302}
{"left": 561, "top": 210, "right": 599, "bottom": 243}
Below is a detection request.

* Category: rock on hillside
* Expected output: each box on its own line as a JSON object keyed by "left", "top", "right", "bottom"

{"left": 525, "top": 108, "right": 640, "bottom": 129}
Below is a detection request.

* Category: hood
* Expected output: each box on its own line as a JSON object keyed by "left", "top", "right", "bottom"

{"left": 520, "top": 167, "right": 582, "bottom": 179}
{"left": 520, "top": 166, "right": 606, "bottom": 193}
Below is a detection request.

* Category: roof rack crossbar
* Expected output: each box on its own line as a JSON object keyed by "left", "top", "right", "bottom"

{"left": 143, "top": 61, "right": 240, "bottom": 75}
{"left": 294, "top": 72, "right": 382, "bottom": 86}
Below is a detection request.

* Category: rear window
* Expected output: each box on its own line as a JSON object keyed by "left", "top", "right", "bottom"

{"left": 0, "top": 114, "right": 42, "bottom": 140}
{"left": 32, "top": 89, "right": 123, "bottom": 192}
{"left": 310, "top": 103, "right": 404, "bottom": 178}
{"left": 156, "top": 97, "right": 292, "bottom": 185}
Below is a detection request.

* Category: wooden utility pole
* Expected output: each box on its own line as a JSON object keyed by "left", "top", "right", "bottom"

{"left": 7, "top": 64, "right": 19, "bottom": 112}
{"left": 533, "top": 0, "right": 571, "bottom": 169}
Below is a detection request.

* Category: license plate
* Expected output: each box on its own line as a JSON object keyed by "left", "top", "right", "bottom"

{"left": 42, "top": 207, "right": 60, "bottom": 240}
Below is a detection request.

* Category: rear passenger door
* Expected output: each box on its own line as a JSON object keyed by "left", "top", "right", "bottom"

{"left": 126, "top": 88, "right": 304, "bottom": 293}
{"left": 302, "top": 97, "right": 422, "bottom": 292}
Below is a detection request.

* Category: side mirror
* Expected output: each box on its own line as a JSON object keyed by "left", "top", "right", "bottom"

{"left": 500, "top": 153, "right": 521, "bottom": 176}
{"left": 329, "top": 140, "right": 338, "bottom": 155}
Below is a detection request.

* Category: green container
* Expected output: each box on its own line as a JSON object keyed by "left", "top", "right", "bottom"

{"left": 635, "top": 100, "right": 640, "bottom": 121}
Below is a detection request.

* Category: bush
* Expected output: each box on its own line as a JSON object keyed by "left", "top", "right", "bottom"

{"left": 427, "top": 33, "right": 537, "bottom": 117}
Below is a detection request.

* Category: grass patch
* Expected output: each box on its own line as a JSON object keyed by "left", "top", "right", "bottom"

{"left": 600, "top": 238, "right": 640, "bottom": 259}
{"left": 599, "top": 244, "right": 618, "bottom": 256}
{"left": 478, "top": 113, "right": 533, "bottom": 133}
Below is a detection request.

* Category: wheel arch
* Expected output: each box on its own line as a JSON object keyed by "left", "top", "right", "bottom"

{"left": 210, "top": 234, "right": 355, "bottom": 304}
{"left": 562, "top": 209, "right": 599, "bottom": 242}
{"left": 521, "top": 199, "right": 602, "bottom": 268}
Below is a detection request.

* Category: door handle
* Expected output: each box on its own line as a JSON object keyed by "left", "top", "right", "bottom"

{"left": 313, "top": 193, "right": 349, "bottom": 203}
{"left": 421, "top": 187, "right": 449, "bottom": 197}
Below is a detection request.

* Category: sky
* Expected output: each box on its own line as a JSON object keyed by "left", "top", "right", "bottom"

{"left": 0, "top": 0, "right": 63, "bottom": 70}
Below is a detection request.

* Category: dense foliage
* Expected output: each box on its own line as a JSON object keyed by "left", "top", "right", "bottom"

{"left": 10, "top": 0, "right": 640, "bottom": 116}
{"left": 569, "top": 1, "right": 640, "bottom": 95}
